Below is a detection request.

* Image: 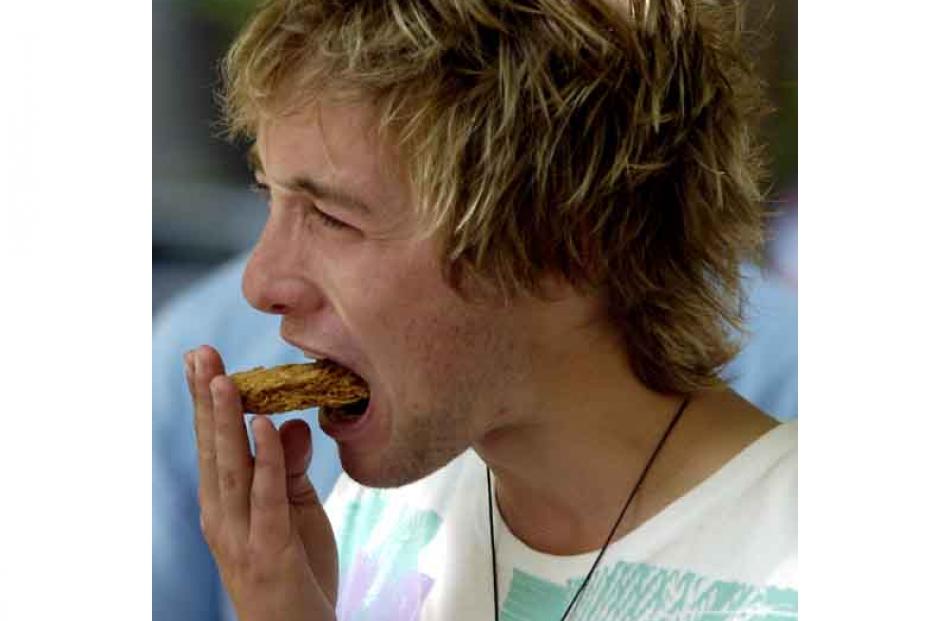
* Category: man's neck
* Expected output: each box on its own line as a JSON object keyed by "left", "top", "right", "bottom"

{"left": 472, "top": 330, "right": 689, "bottom": 555}
{"left": 471, "top": 332, "right": 777, "bottom": 556}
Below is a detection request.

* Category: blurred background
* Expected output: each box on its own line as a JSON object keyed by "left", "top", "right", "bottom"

{"left": 152, "top": 0, "right": 798, "bottom": 312}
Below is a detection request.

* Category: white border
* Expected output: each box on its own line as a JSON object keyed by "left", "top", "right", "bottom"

{"left": 0, "top": 2, "right": 151, "bottom": 618}
{"left": 3, "top": 1, "right": 950, "bottom": 618}
{"left": 801, "top": 1, "right": 950, "bottom": 617}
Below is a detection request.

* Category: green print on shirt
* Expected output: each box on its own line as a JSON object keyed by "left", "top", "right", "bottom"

{"left": 501, "top": 562, "right": 797, "bottom": 621}
{"left": 337, "top": 490, "right": 443, "bottom": 577}
{"left": 337, "top": 490, "right": 387, "bottom": 573}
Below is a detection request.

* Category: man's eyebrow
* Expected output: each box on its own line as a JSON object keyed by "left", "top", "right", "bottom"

{"left": 282, "top": 175, "right": 372, "bottom": 215}
{"left": 247, "top": 145, "right": 371, "bottom": 215}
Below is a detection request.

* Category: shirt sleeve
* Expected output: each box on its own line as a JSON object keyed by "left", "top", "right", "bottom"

{"left": 152, "top": 281, "right": 230, "bottom": 621}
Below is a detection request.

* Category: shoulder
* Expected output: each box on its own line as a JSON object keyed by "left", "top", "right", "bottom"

{"left": 154, "top": 254, "right": 247, "bottom": 334}
{"left": 630, "top": 416, "right": 796, "bottom": 589}
{"left": 153, "top": 252, "right": 298, "bottom": 371}
{"left": 724, "top": 264, "right": 798, "bottom": 421}
{"left": 650, "top": 389, "right": 781, "bottom": 500}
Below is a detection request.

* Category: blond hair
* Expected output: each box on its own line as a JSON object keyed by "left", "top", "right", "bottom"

{"left": 221, "top": 0, "right": 769, "bottom": 394}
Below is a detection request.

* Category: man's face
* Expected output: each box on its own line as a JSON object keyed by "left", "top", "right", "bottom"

{"left": 243, "top": 103, "right": 546, "bottom": 487}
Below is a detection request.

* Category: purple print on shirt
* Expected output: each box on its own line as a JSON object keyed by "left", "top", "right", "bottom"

{"left": 337, "top": 552, "right": 434, "bottom": 621}
{"left": 335, "top": 492, "right": 443, "bottom": 621}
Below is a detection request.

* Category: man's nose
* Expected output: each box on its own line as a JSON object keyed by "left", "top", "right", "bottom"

{"left": 241, "top": 221, "right": 323, "bottom": 316}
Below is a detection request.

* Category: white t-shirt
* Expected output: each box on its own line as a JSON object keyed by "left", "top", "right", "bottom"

{"left": 324, "top": 421, "right": 797, "bottom": 620}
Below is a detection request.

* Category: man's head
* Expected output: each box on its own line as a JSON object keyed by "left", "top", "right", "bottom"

{"left": 223, "top": 0, "right": 768, "bottom": 486}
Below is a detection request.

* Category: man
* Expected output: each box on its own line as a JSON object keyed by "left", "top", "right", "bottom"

{"left": 156, "top": 259, "right": 795, "bottom": 621}
{"left": 185, "top": 1, "right": 797, "bottom": 619}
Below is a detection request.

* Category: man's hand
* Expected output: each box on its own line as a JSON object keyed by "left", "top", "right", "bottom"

{"left": 186, "top": 345, "right": 338, "bottom": 621}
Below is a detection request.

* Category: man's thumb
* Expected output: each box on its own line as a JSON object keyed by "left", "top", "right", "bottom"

{"left": 279, "top": 418, "right": 338, "bottom": 605}
{"left": 279, "top": 419, "right": 317, "bottom": 504}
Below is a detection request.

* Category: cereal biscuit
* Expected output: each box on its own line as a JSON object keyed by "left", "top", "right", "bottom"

{"left": 229, "top": 360, "right": 369, "bottom": 414}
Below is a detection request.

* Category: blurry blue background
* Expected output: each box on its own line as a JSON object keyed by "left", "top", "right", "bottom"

{"left": 152, "top": 0, "right": 797, "bottom": 312}
{"left": 153, "top": 0, "right": 261, "bottom": 310}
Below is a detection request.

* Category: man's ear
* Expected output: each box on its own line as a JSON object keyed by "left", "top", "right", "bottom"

{"left": 533, "top": 272, "right": 610, "bottom": 331}
{"left": 536, "top": 271, "right": 587, "bottom": 302}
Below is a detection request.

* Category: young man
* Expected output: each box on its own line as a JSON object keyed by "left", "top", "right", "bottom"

{"left": 185, "top": 1, "right": 797, "bottom": 619}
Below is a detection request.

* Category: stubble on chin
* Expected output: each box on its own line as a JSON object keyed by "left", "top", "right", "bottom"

{"left": 338, "top": 405, "right": 474, "bottom": 489}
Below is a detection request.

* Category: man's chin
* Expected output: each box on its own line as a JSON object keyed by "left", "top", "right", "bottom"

{"left": 339, "top": 448, "right": 420, "bottom": 488}
{"left": 337, "top": 443, "right": 464, "bottom": 489}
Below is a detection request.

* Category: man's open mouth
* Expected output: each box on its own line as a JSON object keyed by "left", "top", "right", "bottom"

{"left": 321, "top": 394, "right": 371, "bottom": 423}
{"left": 307, "top": 355, "right": 371, "bottom": 424}
{"left": 294, "top": 357, "right": 370, "bottom": 421}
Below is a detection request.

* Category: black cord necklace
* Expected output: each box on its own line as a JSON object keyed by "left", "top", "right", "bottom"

{"left": 487, "top": 397, "right": 689, "bottom": 621}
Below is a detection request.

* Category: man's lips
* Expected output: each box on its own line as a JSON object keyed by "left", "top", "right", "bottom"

{"left": 301, "top": 348, "right": 335, "bottom": 362}
{"left": 281, "top": 341, "right": 384, "bottom": 444}
{"left": 285, "top": 344, "right": 376, "bottom": 434}
{"left": 282, "top": 337, "right": 339, "bottom": 364}
{"left": 283, "top": 340, "right": 368, "bottom": 382}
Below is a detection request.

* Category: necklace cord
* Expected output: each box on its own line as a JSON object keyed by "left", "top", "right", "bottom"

{"left": 488, "top": 396, "right": 690, "bottom": 621}
{"left": 487, "top": 467, "right": 500, "bottom": 619}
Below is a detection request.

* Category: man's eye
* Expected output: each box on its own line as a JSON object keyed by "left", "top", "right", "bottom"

{"left": 250, "top": 181, "right": 350, "bottom": 231}
{"left": 310, "top": 206, "right": 348, "bottom": 229}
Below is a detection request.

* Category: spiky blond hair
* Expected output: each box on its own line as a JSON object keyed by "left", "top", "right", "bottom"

{"left": 221, "top": 0, "right": 769, "bottom": 394}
